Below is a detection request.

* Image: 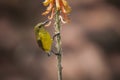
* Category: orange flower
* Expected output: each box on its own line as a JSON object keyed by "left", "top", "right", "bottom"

{"left": 42, "top": 0, "right": 71, "bottom": 23}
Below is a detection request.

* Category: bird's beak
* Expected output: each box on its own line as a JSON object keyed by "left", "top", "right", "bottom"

{"left": 42, "top": 20, "right": 50, "bottom": 26}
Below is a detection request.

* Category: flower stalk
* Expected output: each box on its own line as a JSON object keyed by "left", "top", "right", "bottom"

{"left": 55, "top": 9, "right": 62, "bottom": 80}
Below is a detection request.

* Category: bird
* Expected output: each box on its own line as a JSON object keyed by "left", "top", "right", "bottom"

{"left": 34, "top": 20, "right": 53, "bottom": 56}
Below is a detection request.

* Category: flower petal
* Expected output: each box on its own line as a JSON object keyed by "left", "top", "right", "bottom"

{"left": 43, "top": 0, "right": 54, "bottom": 6}
{"left": 64, "top": 5, "right": 71, "bottom": 13}
{"left": 43, "top": 0, "right": 50, "bottom": 6}
{"left": 61, "top": 0, "right": 71, "bottom": 13}
{"left": 61, "top": 0, "right": 68, "bottom": 6}
{"left": 55, "top": 0, "right": 61, "bottom": 10}
{"left": 48, "top": 8, "right": 55, "bottom": 19}
{"left": 42, "top": 3, "right": 53, "bottom": 15}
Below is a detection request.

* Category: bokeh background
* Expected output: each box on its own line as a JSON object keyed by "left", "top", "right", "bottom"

{"left": 0, "top": 0, "right": 120, "bottom": 80}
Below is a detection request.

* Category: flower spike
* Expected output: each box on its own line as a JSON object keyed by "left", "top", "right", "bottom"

{"left": 42, "top": 0, "right": 71, "bottom": 24}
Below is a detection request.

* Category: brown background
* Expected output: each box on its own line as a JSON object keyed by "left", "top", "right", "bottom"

{"left": 0, "top": 0, "right": 120, "bottom": 80}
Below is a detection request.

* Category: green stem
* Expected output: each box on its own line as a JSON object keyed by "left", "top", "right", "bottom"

{"left": 55, "top": 9, "right": 62, "bottom": 80}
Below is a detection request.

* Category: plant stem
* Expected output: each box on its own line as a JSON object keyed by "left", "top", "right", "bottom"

{"left": 54, "top": 9, "right": 62, "bottom": 80}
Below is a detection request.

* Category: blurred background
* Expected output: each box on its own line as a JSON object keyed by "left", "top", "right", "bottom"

{"left": 0, "top": 0, "right": 120, "bottom": 80}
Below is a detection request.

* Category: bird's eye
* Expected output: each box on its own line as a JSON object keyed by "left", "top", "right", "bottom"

{"left": 38, "top": 25, "right": 42, "bottom": 28}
